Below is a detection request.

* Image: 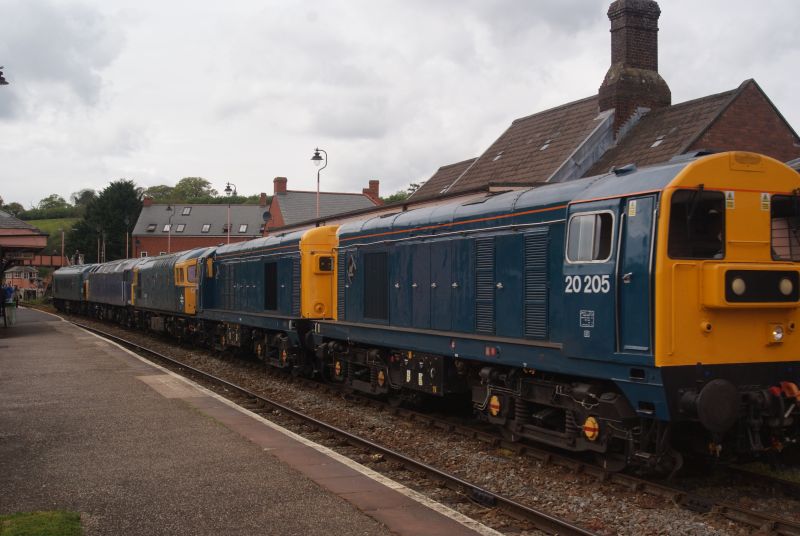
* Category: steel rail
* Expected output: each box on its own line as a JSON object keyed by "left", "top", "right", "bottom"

{"left": 72, "top": 321, "right": 597, "bottom": 536}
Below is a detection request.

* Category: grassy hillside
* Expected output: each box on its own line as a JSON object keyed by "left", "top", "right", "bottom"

{"left": 27, "top": 218, "right": 79, "bottom": 255}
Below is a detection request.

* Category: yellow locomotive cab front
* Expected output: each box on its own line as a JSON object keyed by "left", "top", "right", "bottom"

{"left": 655, "top": 152, "right": 800, "bottom": 368}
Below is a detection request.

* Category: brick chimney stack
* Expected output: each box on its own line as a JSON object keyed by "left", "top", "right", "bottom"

{"left": 362, "top": 180, "right": 382, "bottom": 205}
{"left": 259, "top": 192, "right": 268, "bottom": 206}
{"left": 598, "top": 0, "right": 671, "bottom": 135}
{"left": 273, "top": 177, "right": 287, "bottom": 194}
{"left": 143, "top": 196, "right": 153, "bottom": 207}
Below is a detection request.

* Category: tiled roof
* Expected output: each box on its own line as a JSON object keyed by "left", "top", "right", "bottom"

{"left": 585, "top": 88, "right": 737, "bottom": 176}
{"left": 0, "top": 211, "right": 44, "bottom": 232}
{"left": 411, "top": 158, "right": 477, "bottom": 200}
{"left": 441, "top": 96, "right": 605, "bottom": 195}
{"left": 132, "top": 203, "right": 267, "bottom": 236}
{"left": 274, "top": 191, "right": 378, "bottom": 226}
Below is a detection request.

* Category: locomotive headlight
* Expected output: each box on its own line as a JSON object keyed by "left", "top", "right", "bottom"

{"left": 731, "top": 277, "right": 747, "bottom": 296}
{"left": 769, "top": 324, "right": 785, "bottom": 344}
{"left": 779, "top": 278, "right": 794, "bottom": 296}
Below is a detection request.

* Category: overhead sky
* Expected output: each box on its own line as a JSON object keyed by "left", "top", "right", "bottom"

{"left": 1, "top": 0, "right": 798, "bottom": 208}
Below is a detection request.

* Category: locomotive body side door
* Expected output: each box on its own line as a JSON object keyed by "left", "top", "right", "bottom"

{"left": 561, "top": 200, "right": 619, "bottom": 360}
{"left": 617, "top": 195, "right": 656, "bottom": 354}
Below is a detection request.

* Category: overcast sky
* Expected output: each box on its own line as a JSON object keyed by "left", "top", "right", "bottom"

{"left": 1, "top": 0, "right": 798, "bottom": 208}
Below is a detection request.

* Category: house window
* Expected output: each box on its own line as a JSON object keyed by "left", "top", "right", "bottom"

{"left": 146, "top": 224, "right": 156, "bottom": 232}
{"left": 566, "top": 212, "right": 614, "bottom": 263}
{"left": 222, "top": 224, "right": 231, "bottom": 233}
{"left": 176, "top": 223, "right": 186, "bottom": 232}
{"left": 140, "top": 251, "right": 148, "bottom": 257}
{"left": 238, "top": 224, "right": 248, "bottom": 233}
{"left": 159, "top": 251, "right": 167, "bottom": 256}
{"left": 162, "top": 224, "right": 171, "bottom": 232}
{"left": 201, "top": 224, "right": 211, "bottom": 233}
{"left": 182, "top": 207, "right": 192, "bottom": 216}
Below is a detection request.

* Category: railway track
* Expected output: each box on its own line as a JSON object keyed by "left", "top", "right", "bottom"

{"left": 72, "top": 320, "right": 595, "bottom": 536}
{"left": 72, "top": 318, "right": 800, "bottom": 536}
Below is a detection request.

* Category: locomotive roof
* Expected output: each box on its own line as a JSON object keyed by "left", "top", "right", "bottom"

{"left": 91, "top": 257, "right": 146, "bottom": 274}
{"left": 136, "top": 246, "right": 215, "bottom": 269}
{"left": 338, "top": 156, "right": 694, "bottom": 241}
{"left": 213, "top": 229, "right": 306, "bottom": 258}
{"left": 53, "top": 264, "right": 98, "bottom": 276}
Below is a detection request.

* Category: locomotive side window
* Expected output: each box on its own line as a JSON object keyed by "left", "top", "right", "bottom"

{"left": 264, "top": 262, "right": 278, "bottom": 310}
{"left": 566, "top": 212, "right": 613, "bottom": 262}
{"left": 667, "top": 189, "right": 725, "bottom": 259}
{"left": 363, "top": 252, "right": 389, "bottom": 320}
{"left": 770, "top": 195, "right": 800, "bottom": 261}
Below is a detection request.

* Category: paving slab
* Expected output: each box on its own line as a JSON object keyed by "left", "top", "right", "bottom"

{"left": 0, "top": 308, "right": 495, "bottom": 536}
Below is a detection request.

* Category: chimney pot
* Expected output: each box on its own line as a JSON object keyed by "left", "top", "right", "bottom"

{"left": 273, "top": 177, "right": 287, "bottom": 194}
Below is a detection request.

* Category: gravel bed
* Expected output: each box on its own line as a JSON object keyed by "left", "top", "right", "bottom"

{"left": 63, "top": 313, "right": 799, "bottom": 536}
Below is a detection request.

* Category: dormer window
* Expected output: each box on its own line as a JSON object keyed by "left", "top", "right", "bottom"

{"left": 182, "top": 207, "right": 191, "bottom": 215}
{"left": 651, "top": 135, "right": 666, "bottom": 148}
{"left": 146, "top": 224, "right": 157, "bottom": 232}
{"left": 238, "top": 224, "right": 248, "bottom": 233}
{"left": 162, "top": 224, "right": 171, "bottom": 232}
{"left": 175, "top": 224, "right": 186, "bottom": 233}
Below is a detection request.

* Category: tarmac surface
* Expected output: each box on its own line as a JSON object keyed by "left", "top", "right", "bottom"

{"left": 0, "top": 308, "right": 491, "bottom": 536}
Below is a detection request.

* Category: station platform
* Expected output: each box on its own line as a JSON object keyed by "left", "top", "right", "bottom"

{"left": 0, "top": 308, "right": 494, "bottom": 536}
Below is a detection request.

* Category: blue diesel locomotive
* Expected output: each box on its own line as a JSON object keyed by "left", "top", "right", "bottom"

{"left": 54, "top": 152, "right": 800, "bottom": 471}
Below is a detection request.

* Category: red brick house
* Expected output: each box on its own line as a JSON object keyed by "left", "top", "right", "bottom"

{"left": 0, "top": 209, "right": 48, "bottom": 277}
{"left": 410, "top": 0, "right": 800, "bottom": 201}
{"left": 132, "top": 194, "right": 269, "bottom": 257}
{"left": 263, "top": 177, "right": 381, "bottom": 234}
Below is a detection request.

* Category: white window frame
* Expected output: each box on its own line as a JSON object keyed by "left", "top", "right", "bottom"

{"left": 182, "top": 207, "right": 192, "bottom": 216}
{"left": 140, "top": 251, "right": 148, "bottom": 257}
{"left": 564, "top": 210, "right": 615, "bottom": 264}
{"left": 159, "top": 251, "right": 167, "bottom": 256}
{"left": 238, "top": 224, "right": 248, "bottom": 233}
{"left": 175, "top": 223, "right": 186, "bottom": 233}
{"left": 162, "top": 224, "right": 171, "bottom": 232}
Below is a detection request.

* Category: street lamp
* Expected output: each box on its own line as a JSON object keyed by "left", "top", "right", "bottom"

{"left": 58, "top": 227, "right": 65, "bottom": 266}
{"left": 224, "top": 182, "right": 237, "bottom": 244}
{"left": 123, "top": 216, "right": 130, "bottom": 258}
{"left": 166, "top": 205, "right": 175, "bottom": 253}
{"left": 311, "top": 148, "right": 327, "bottom": 218}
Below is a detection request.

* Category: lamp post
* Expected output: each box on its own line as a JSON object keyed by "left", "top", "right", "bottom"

{"left": 224, "top": 182, "right": 237, "bottom": 244}
{"left": 310, "top": 148, "right": 327, "bottom": 218}
{"left": 58, "top": 227, "right": 65, "bottom": 266}
{"left": 166, "top": 205, "right": 175, "bottom": 253}
{"left": 124, "top": 216, "right": 130, "bottom": 258}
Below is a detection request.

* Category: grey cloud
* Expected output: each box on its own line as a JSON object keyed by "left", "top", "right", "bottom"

{"left": 0, "top": 0, "right": 124, "bottom": 117}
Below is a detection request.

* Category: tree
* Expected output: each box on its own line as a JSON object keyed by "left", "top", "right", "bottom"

{"left": 66, "top": 179, "right": 143, "bottom": 263}
{"left": 3, "top": 202, "right": 23, "bottom": 216}
{"left": 381, "top": 182, "right": 422, "bottom": 204}
{"left": 37, "top": 194, "right": 70, "bottom": 210}
{"left": 142, "top": 184, "right": 175, "bottom": 202}
{"left": 70, "top": 189, "right": 96, "bottom": 208}
{"left": 173, "top": 177, "right": 217, "bottom": 201}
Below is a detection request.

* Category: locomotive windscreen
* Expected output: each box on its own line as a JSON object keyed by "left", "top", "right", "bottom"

{"left": 770, "top": 195, "right": 800, "bottom": 261}
{"left": 667, "top": 189, "right": 725, "bottom": 259}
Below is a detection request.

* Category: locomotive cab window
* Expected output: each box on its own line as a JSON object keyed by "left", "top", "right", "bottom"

{"left": 566, "top": 212, "right": 613, "bottom": 262}
{"left": 668, "top": 189, "right": 725, "bottom": 259}
{"left": 770, "top": 195, "right": 800, "bottom": 261}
